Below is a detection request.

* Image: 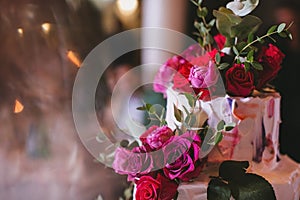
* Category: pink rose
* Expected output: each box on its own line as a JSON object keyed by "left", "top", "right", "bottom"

{"left": 135, "top": 176, "right": 160, "bottom": 200}
{"left": 112, "top": 146, "right": 154, "bottom": 181}
{"left": 162, "top": 131, "right": 202, "bottom": 181}
{"left": 225, "top": 64, "right": 255, "bottom": 96}
{"left": 140, "top": 125, "right": 174, "bottom": 150}
{"left": 188, "top": 61, "right": 219, "bottom": 88}
{"left": 256, "top": 44, "right": 285, "bottom": 89}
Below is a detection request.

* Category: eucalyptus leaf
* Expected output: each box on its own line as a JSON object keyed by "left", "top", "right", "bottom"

{"left": 288, "top": 32, "right": 293, "bottom": 40}
{"left": 217, "top": 120, "right": 225, "bottom": 131}
{"left": 277, "top": 23, "right": 286, "bottom": 33}
{"left": 231, "top": 15, "right": 262, "bottom": 39}
{"left": 279, "top": 31, "right": 287, "bottom": 38}
{"left": 183, "top": 93, "right": 196, "bottom": 108}
{"left": 244, "top": 62, "right": 251, "bottom": 71}
{"left": 218, "top": 63, "right": 230, "bottom": 70}
{"left": 215, "top": 131, "right": 223, "bottom": 145}
{"left": 173, "top": 104, "right": 183, "bottom": 122}
{"left": 215, "top": 52, "right": 221, "bottom": 63}
{"left": 232, "top": 46, "right": 239, "bottom": 56}
{"left": 252, "top": 61, "right": 263, "bottom": 70}
{"left": 247, "top": 32, "right": 254, "bottom": 43}
{"left": 213, "top": 8, "right": 241, "bottom": 37}
{"left": 247, "top": 50, "right": 254, "bottom": 62}
{"left": 267, "top": 25, "right": 277, "bottom": 34}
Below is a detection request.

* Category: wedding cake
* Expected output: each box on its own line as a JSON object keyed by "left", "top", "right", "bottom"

{"left": 112, "top": 0, "right": 300, "bottom": 199}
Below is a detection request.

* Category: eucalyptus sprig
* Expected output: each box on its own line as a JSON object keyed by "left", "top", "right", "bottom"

{"left": 191, "top": 0, "right": 215, "bottom": 51}
{"left": 232, "top": 22, "right": 293, "bottom": 71}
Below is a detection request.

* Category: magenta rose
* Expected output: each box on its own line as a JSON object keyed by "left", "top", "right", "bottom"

{"left": 140, "top": 125, "right": 174, "bottom": 150}
{"left": 256, "top": 44, "right": 285, "bottom": 89}
{"left": 189, "top": 61, "right": 219, "bottom": 88}
{"left": 112, "top": 146, "right": 154, "bottom": 181}
{"left": 135, "top": 176, "right": 160, "bottom": 200}
{"left": 225, "top": 63, "right": 255, "bottom": 96}
{"left": 162, "top": 131, "right": 202, "bottom": 181}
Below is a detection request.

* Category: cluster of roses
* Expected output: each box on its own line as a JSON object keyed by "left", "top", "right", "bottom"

{"left": 112, "top": 125, "right": 204, "bottom": 200}
{"left": 153, "top": 34, "right": 285, "bottom": 98}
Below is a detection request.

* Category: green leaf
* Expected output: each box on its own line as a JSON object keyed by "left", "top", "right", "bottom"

{"left": 136, "top": 103, "right": 152, "bottom": 111}
{"left": 217, "top": 120, "right": 225, "bottom": 131}
{"left": 244, "top": 62, "right": 251, "bottom": 71}
{"left": 247, "top": 50, "right": 254, "bottom": 62}
{"left": 252, "top": 61, "right": 263, "bottom": 70}
{"left": 215, "top": 131, "right": 223, "bottom": 144}
{"left": 173, "top": 104, "right": 183, "bottom": 122}
{"left": 247, "top": 32, "right": 254, "bottom": 43}
{"left": 208, "top": 178, "right": 231, "bottom": 200}
{"left": 218, "top": 63, "right": 230, "bottom": 70}
{"left": 208, "top": 160, "right": 276, "bottom": 200}
{"left": 213, "top": 8, "right": 241, "bottom": 38}
{"left": 232, "top": 46, "right": 239, "bottom": 56}
{"left": 183, "top": 93, "right": 196, "bottom": 108}
{"left": 197, "top": 7, "right": 208, "bottom": 18}
{"left": 288, "top": 32, "right": 293, "bottom": 40}
{"left": 208, "top": 19, "right": 216, "bottom": 27}
{"left": 267, "top": 25, "right": 277, "bottom": 34}
{"left": 277, "top": 23, "right": 286, "bottom": 33}
{"left": 231, "top": 15, "right": 262, "bottom": 39}
{"left": 215, "top": 52, "right": 221, "bottom": 63}
{"left": 224, "top": 122, "right": 236, "bottom": 131}
{"left": 279, "top": 31, "right": 287, "bottom": 38}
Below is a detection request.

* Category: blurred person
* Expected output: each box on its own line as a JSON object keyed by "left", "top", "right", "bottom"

{"left": 96, "top": 51, "right": 144, "bottom": 144}
{"left": 0, "top": 0, "right": 130, "bottom": 199}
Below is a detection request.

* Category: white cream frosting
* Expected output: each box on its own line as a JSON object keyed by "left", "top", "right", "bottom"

{"left": 165, "top": 88, "right": 300, "bottom": 199}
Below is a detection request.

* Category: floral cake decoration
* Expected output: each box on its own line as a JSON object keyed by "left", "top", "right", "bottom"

{"left": 111, "top": 0, "right": 292, "bottom": 199}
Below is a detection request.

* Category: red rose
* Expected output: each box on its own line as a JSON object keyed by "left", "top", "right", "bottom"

{"left": 156, "top": 173, "right": 178, "bottom": 200}
{"left": 225, "top": 64, "right": 255, "bottom": 96}
{"left": 135, "top": 174, "right": 179, "bottom": 200}
{"left": 172, "top": 61, "right": 193, "bottom": 93}
{"left": 256, "top": 44, "right": 285, "bottom": 89}
{"left": 214, "top": 34, "right": 226, "bottom": 50}
{"left": 135, "top": 176, "right": 160, "bottom": 200}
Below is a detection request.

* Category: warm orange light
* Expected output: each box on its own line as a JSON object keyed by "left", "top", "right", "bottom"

{"left": 17, "top": 28, "right": 24, "bottom": 36}
{"left": 41, "top": 23, "right": 51, "bottom": 34}
{"left": 14, "top": 99, "right": 24, "bottom": 113}
{"left": 67, "top": 50, "right": 81, "bottom": 68}
{"left": 116, "top": 0, "right": 138, "bottom": 16}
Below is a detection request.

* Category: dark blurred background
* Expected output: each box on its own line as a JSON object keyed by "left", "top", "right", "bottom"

{"left": 0, "top": 0, "right": 299, "bottom": 199}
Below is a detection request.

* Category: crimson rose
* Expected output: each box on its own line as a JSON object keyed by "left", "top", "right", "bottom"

{"left": 172, "top": 60, "right": 193, "bottom": 93}
{"left": 135, "top": 174, "right": 178, "bottom": 200}
{"left": 256, "top": 44, "right": 285, "bottom": 89}
{"left": 135, "top": 176, "right": 160, "bottom": 200}
{"left": 225, "top": 63, "right": 255, "bottom": 96}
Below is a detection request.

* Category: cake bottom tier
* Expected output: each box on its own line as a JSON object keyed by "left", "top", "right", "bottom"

{"left": 177, "top": 155, "right": 300, "bottom": 200}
